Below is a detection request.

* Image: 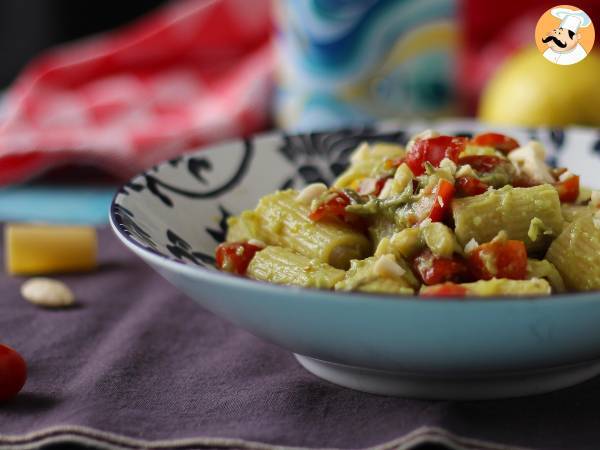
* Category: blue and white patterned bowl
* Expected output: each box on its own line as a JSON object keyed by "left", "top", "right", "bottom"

{"left": 110, "top": 119, "right": 600, "bottom": 399}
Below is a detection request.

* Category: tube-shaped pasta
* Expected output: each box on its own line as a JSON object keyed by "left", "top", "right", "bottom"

{"left": 247, "top": 246, "right": 345, "bottom": 289}
{"left": 526, "top": 259, "right": 566, "bottom": 293}
{"left": 561, "top": 204, "right": 593, "bottom": 222}
{"left": 226, "top": 211, "right": 266, "bottom": 242}
{"left": 254, "top": 190, "right": 371, "bottom": 269}
{"left": 546, "top": 212, "right": 600, "bottom": 291}
{"left": 333, "top": 142, "right": 405, "bottom": 189}
{"left": 452, "top": 185, "right": 564, "bottom": 253}
{"left": 335, "top": 256, "right": 416, "bottom": 294}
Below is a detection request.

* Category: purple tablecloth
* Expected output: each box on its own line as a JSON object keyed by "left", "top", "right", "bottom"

{"left": 1, "top": 227, "right": 600, "bottom": 450}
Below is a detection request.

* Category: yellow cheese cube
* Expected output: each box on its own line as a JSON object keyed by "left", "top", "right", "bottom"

{"left": 4, "top": 224, "right": 97, "bottom": 275}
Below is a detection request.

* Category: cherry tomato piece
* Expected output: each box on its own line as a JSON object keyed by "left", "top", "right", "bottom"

{"left": 406, "top": 136, "right": 467, "bottom": 176}
{"left": 471, "top": 133, "right": 520, "bottom": 153}
{"left": 420, "top": 282, "right": 468, "bottom": 298}
{"left": 429, "top": 179, "right": 455, "bottom": 222}
{"left": 215, "top": 242, "right": 263, "bottom": 275}
{"left": 458, "top": 155, "right": 505, "bottom": 173}
{"left": 555, "top": 175, "right": 579, "bottom": 203}
{"left": 456, "top": 176, "right": 489, "bottom": 196}
{"left": 467, "top": 240, "right": 527, "bottom": 281}
{"left": 0, "top": 344, "right": 27, "bottom": 402}
{"left": 412, "top": 249, "right": 470, "bottom": 286}
{"left": 309, "top": 191, "right": 351, "bottom": 222}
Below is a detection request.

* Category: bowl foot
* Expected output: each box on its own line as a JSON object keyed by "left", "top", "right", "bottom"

{"left": 295, "top": 354, "right": 600, "bottom": 400}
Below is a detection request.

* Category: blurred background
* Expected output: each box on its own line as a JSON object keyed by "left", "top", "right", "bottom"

{"left": 0, "top": 0, "right": 599, "bottom": 223}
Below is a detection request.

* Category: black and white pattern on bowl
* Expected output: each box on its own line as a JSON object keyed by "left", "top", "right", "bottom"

{"left": 110, "top": 120, "right": 600, "bottom": 271}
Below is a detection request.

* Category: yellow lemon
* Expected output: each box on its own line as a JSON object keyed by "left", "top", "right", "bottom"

{"left": 479, "top": 47, "right": 600, "bottom": 127}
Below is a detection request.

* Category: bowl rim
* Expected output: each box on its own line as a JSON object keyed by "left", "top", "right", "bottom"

{"left": 108, "top": 133, "right": 600, "bottom": 305}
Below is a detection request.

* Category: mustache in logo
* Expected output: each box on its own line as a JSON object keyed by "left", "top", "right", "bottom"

{"left": 542, "top": 35, "right": 567, "bottom": 48}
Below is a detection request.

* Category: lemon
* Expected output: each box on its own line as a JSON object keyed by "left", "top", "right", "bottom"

{"left": 479, "top": 47, "right": 600, "bottom": 127}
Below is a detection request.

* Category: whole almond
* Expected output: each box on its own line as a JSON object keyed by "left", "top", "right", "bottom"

{"left": 20, "top": 278, "right": 75, "bottom": 308}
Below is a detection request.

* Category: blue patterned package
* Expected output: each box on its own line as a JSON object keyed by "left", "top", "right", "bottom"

{"left": 275, "top": 0, "right": 458, "bottom": 131}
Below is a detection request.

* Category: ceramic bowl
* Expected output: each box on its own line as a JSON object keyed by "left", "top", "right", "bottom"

{"left": 110, "top": 119, "right": 600, "bottom": 399}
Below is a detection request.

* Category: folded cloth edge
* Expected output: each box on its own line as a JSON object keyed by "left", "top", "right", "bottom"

{"left": 0, "top": 425, "right": 533, "bottom": 450}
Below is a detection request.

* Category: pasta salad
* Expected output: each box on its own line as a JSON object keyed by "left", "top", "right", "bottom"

{"left": 216, "top": 131, "right": 600, "bottom": 297}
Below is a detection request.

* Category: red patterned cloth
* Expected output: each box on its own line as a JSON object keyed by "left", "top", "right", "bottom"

{"left": 0, "top": 0, "right": 274, "bottom": 185}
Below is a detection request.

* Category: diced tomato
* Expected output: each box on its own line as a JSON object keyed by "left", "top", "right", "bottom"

{"left": 406, "top": 136, "right": 467, "bottom": 176}
{"left": 456, "top": 176, "right": 489, "bottom": 196}
{"left": 309, "top": 191, "right": 351, "bottom": 222}
{"left": 458, "top": 155, "right": 505, "bottom": 173}
{"left": 358, "top": 176, "right": 390, "bottom": 196}
{"left": 467, "top": 240, "right": 527, "bottom": 281}
{"left": 471, "top": 132, "right": 520, "bottom": 153}
{"left": 412, "top": 179, "right": 455, "bottom": 223}
{"left": 555, "top": 175, "right": 579, "bottom": 203}
{"left": 215, "top": 242, "right": 263, "bottom": 275}
{"left": 420, "top": 282, "right": 468, "bottom": 298}
{"left": 428, "top": 179, "right": 455, "bottom": 222}
{"left": 412, "top": 249, "right": 470, "bottom": 286}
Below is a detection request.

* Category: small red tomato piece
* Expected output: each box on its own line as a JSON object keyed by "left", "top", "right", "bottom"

{"left": 428, "top": 179, "right": 455, "bottom": 222}
{"left": 0, "top": 344, "right": 27, "bottom": 402}
{"left": 467, "top": 240, "right": 527, "bottom": 281}
{"left": 412, "top": 179, "right": 455, "bottom": 223}
{"left": 456, "top": 176, "right": 489, "bottom": 196}
{"left": 458, "top": 155, "right": 505, "bottom": 173}
{"left": 215, "top": 242, "right": 262, "bottom": 275}
{"left": 412, "top": 249, "right": 470, "bottom": 286}
{"left": 421, "top": 282, "right": 468, "bottom": 298}
{"left": 309, "top": 191, "right": 352, "bottom": 222}
{"left": 471, "top": 132, "right": 520, "bottom": 153}
{"left": 406, "top": 136, "right": 467, "bottom": 176}
{"left": 555, "top": 175, "right": 579, "bottom": 203}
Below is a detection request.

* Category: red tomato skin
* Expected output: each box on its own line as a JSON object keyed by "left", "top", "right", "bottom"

{"left": 458, "top": 155, "right": 504, "bottom": 173}
{"left": 467, "top": 240, "right": 528, "bottom": 281}
{"left": 471, "top": 133, "right": 520, "bottom": 153}
{"left": 406, "top": 136, "right": 467, "bottom": 176}
{"left": 412, "top": 249, "right": 469, "bottom": 286}
{"left": 456, "top": 176, "right": 489, "bottom": 196}
{"left": 308, "top": 191, "right": 351, "bottom": 222}
{"left": 0, "top": 344, "right": 27, "bottom": 402}
{"left": 555, "top": 175, "right": 580, "bottom": 203}
{"left": 215, "top": 242, "right": 262, "bottom": 275}
{"left": 428, "top": 179, "right": 455, "bottom": 222}
{"left": 421, "top": 282, "right": 468, "bottom": 298}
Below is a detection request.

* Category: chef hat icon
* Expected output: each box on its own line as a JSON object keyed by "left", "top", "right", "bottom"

{"left": 551, "top": 7, "right": 592, "bottom": 33}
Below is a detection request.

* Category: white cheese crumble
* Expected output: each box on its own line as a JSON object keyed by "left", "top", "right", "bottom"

{"left": 296, "top": 183, "right": 328, "bottom": 204}
{"left": 373, "top": 254, "right": 406, "bottom": 279}
{"left": 464, "top": 238, "right": 479, "bottom": 254}
{"left": 508, "top": 141, "right": 554, "bottom": 184}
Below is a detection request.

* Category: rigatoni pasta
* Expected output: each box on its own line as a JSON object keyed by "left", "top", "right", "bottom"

{"left": 247, "top": 246, "right": 345, "bottom": 289}
{"left": 546, "top": 212, "right": 600, "bottom": 291}
{"left": 215, "top": 129, "right": 600, "bottom": 297}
